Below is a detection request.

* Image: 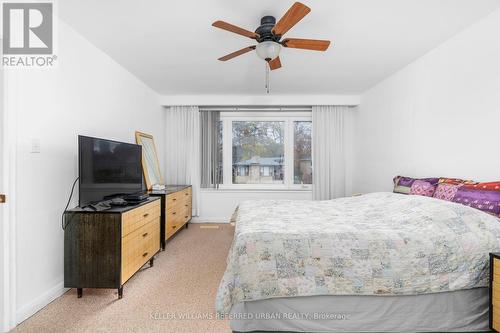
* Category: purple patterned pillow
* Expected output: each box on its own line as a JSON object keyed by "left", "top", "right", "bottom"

{"left": 410, "top": 180, "right": 436, "bottom": 197}
{"left": 453, "top": 184, "right": 500, "bottom": 217}
{"left": 434, "top": 183, "right": 461, "bottom": 201}
{"left": 393, "top": 176, "right": 439, "bottom": 195}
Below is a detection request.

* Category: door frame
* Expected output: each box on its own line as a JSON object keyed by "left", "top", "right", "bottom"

{"left": 1, "top": 65, "right": 18, "bottom": 332}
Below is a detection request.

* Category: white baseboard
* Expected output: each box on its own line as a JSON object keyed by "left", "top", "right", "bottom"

{"left": 16, "top": 281, "right": 68, "bottom": 325}
{"left": 12, "top": 220, "right": 226, "bottom": 326}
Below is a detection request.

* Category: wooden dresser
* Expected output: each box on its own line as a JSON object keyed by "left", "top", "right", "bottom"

{"left": 64, "top": 197, "right": 161, "bottom": 298}
{"left": 491, "top": 253, "right": 500, "bottom": 332}
{"left": 150, "top": 185, "right": 192, "bottom": 250}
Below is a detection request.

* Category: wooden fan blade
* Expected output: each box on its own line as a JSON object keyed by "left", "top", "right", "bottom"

{"left": 218, "top": 46, "right": 256, "bottom": 61}
{"left": 272, "top": 2, "right": 311, "bottom": 36}
{"left": 212, "top": 21, "right": 259, "bottom": 39}
{"left": 268, "top": 57, "right": 282, "bottom": 70}
{"left": 282, "top": 38, "right": 331, "bottom": 51}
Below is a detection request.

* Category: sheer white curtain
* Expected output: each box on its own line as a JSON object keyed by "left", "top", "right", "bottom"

{"left": 165, "top": 106, "right": 200, "bottom": 216}
{"left": 312, "top": 105, "right": 348, "bottom": 200}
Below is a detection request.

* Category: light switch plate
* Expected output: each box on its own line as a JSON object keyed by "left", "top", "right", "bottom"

{"left": 31, "top": 138, "right": 41, "bottom": 153}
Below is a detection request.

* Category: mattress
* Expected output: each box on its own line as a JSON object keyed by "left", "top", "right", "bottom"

{"left": 216, "top": 192, "right": 500, "bottom": 315}
{"left": 230, "top": 288, "right": 489, "bottom": 332}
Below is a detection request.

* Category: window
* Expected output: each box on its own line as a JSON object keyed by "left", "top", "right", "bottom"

{"left": 220, "top": 112, "right": 312, "bottom": 189}
{"left": 232, "top": 121, "right": 285, "bottom": 185}
{"left": 294, "top": 121, "right": 312, "bottom": 184}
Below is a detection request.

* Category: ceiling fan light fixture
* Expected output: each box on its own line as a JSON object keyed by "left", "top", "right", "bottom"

{"left": 255, "top": 41, "right": 281, "bottom": 61}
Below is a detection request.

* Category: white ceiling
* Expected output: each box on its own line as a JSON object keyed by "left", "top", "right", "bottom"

{"left": 59, "top": 0, "right": 500, "bottom": 95}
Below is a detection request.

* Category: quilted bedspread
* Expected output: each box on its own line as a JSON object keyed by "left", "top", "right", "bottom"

{"left": 215, "top": 192, "right": 500, "bottom": 314}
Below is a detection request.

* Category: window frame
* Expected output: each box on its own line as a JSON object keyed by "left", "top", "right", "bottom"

{"left": 220, "top": 111, "right": 312, "bottom": 190}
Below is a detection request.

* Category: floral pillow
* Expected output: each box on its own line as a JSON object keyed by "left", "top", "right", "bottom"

{"left": 433, "top": 177, "right": 479, "bottom": 203}
{"left": 393, "top": 176, "right": 499, "bottom": 218}
{"left": 393, "top": 176, "right": 439, "bottom": 195}
{"left": 465, "top": 181, "right": 500, "bottom": 191}
{"left": 452, "top": 181, "right": 500, "bottom": 217}
{"left": 410, "top": 180, "right": 436, "bottom": 197}
{"left": 434, "top": 183, "right": 462, "bottom": 201}
{"left": 438, "top": 177, "right": 476, "bottom": 185}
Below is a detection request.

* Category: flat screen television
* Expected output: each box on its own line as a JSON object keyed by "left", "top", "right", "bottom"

{"left": 78, "top": 135, "right": 143, "bottom": 207}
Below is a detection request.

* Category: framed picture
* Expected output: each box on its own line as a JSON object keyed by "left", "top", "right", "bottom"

{"left": 135, "top": 131, "right": 164, "bottom": 190}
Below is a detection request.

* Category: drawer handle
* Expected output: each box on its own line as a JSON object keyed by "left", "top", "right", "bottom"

{"left": 185, "top": 193, "right": 188, "bottom": 196}
{"left": 143, "top": 213, "right": 149, "bottom": 218}
{"left": 172, "top": 212, "right": 176, "bottom": 215}
{"left": 172, "top": 198, "right": 177, "bottom": 201}
{"left": 142, "top": 232, "right": 148, "bottom": 237}
{"left": 142, "top": 252, "right": 148, "bottom": 257}
{"left": 185, "top": 204, "right": 188, "bottom": 207}
{"left": 172, "top": 225, "right": 176, "bottom": 229}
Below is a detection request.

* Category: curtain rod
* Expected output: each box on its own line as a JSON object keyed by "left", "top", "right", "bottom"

{"left": 199, "top": 106, "right": 312, "bottom": 112}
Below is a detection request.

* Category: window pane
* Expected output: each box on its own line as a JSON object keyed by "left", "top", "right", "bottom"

{"left": 232, "top": 121, "right": 284, "bottom": 184}
{"left": 294, "top": 121, "right": 312, "bottom": 184}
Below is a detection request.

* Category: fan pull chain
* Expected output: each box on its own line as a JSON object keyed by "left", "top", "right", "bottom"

{"left": 265, "top": 61, "right": 270, "bottom": 94}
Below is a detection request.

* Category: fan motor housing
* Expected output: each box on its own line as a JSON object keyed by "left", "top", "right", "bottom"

{"left": 255, "top": 16, "right": 281, "bottom": 43}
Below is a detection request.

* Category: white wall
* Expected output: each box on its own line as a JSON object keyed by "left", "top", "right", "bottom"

{"left": 352, "top": 8, "right": 500, "bottom": 194}
{"left": 0, "top": 46, "right": 6, "bottom": 332}
{"left": 6, "top": 20, "right": 164, "bottom": 325}
{"left": 196, "top": 190, "right": 312, "bottom": 222}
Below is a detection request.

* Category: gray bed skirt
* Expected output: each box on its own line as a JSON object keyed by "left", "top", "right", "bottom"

{"left": 230, "top": 288, "right": 489, "bottom": 333}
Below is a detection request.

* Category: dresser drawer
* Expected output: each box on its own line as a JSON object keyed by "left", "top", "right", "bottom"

{"left": 166, "top": 207, "right": 183, "bottom": 222}
{"left": 167, "top": 200, "right": 191, "bottom": 215}
{"left": 494, "top": 321, "right": 500, "bottom": 333}
{"left": 167, "top": 199, "right": 185, "bottom": 213}
{"left": 160, "top": 187, "right": 192, "bottom": 242}
{"left": 165, "top": 218, "right": 182, "bottom": 240}
{"left": 180, "top": 204, "right": 191, "bottom": 223}
{"left": 121, "top": 218, "right": 160, "bottom": 284}
{"left": 165, "top": 206, "right": 190, "bottom": 238}
{"left": 494, "top": 258, "right": 500, "bottom": 302}
{"left": 122, "top": 200, "right": 160, "bottom": 237}
{"left": 179, "top": 187, "right": 192, "bottom": 200}
{"left": 166, "top": 192, "right": 183, "bottom": 207}
{"left": 494, "top": 305, "right": 500, "bottom": 333}
{"left": 141, "top": 220, "right": 160, "bottom": 261}
{"left": 168, "top": 188, "right": 191, "bottom": 217}
{"left": 183, "top": 200, "right": 192, "bottom": 221}
{"left": 494, "top": 284, "right": 500, "bottom": 306}
{"left": 166, "top": 187, "right": 191, "bottom": 206}
{"left": 492, "top": 255, "right": 500, "bottom": 332}
{"left": 166, "top": 199, "right": 190, "bottom": 218}
{"left": 495, "top": 259, "right": 500, "bottom": 275}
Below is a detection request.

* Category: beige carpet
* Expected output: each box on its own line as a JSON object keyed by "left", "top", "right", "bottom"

{"left": 13, "top": 224, "right": 234, "bottom": 333}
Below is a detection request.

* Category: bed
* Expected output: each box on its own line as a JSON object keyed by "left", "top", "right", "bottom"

{"left": 215, "top": 192, "right": 500, "bottom": 332}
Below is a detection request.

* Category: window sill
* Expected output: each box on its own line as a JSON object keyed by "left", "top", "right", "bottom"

{"left": 200, "top": 187, "right": 312, "bottom": 193}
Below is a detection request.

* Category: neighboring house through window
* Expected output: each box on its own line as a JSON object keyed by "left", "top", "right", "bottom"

{"left": 217, "top": 110, "right": 312, "bottom": 190}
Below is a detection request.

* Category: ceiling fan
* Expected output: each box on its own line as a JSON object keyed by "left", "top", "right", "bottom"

{"left": 212, "top": 2, "right": 331, "bottom": 71}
